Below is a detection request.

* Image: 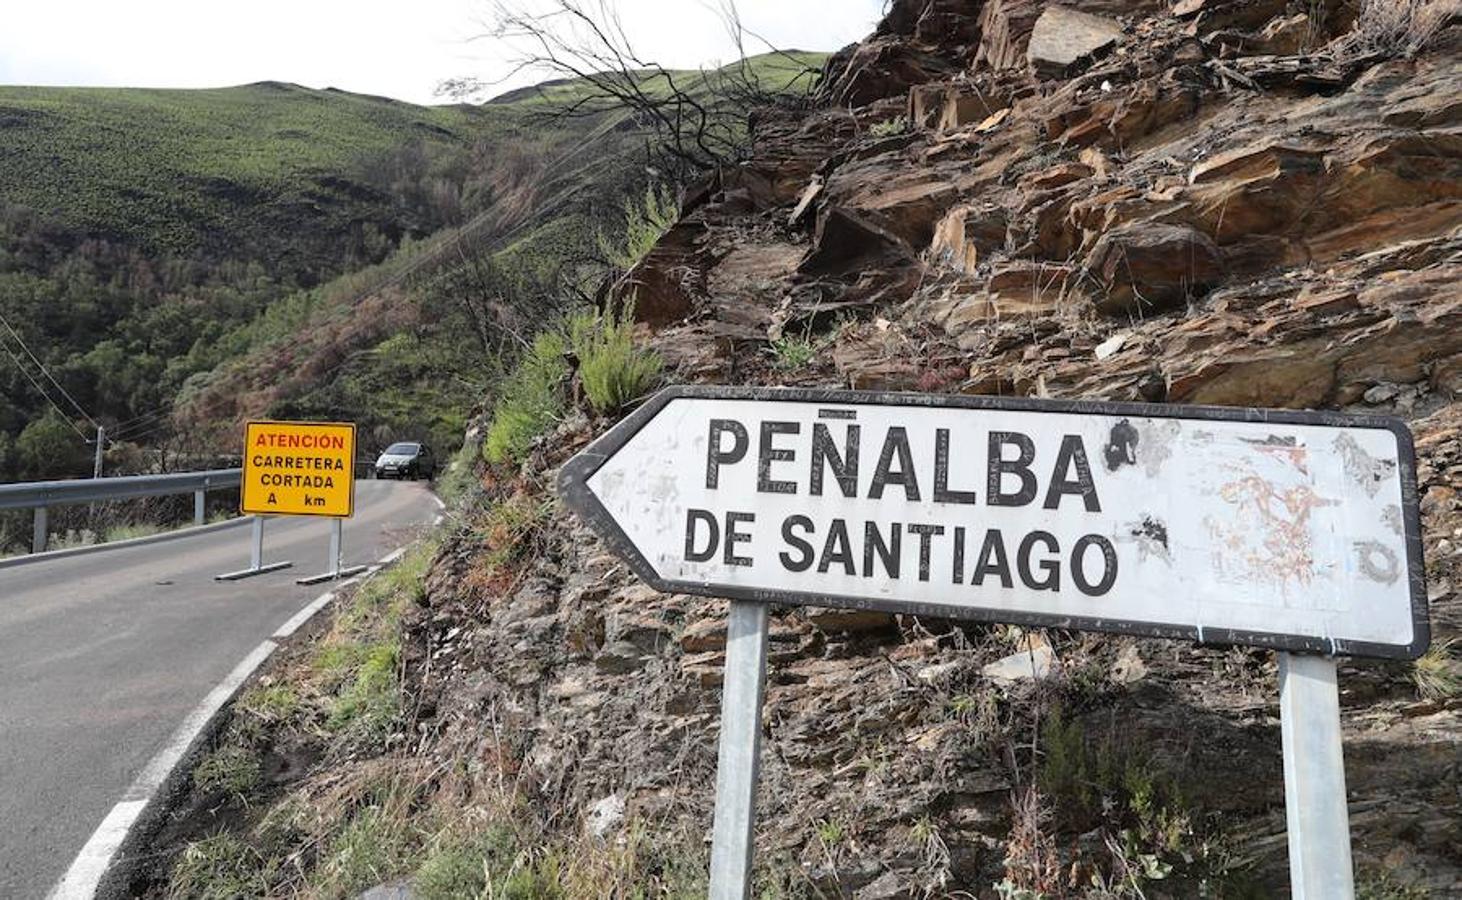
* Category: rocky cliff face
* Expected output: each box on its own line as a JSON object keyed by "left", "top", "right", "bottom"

{"left": 418, "top": 2, "right": 1462, "bottom": 896}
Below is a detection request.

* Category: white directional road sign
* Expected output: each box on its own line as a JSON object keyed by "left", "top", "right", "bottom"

{"left": 560, "top": 386, "right": 1428, "bottom": 659}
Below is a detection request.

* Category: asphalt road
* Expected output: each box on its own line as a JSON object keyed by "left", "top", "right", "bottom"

{"left": 0, "top": 479, "right": 439, "bottom": 897}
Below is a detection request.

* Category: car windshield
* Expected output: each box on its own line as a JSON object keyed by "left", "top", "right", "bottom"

{"left": 385, "top": 443, "right": 419, "bottom": 455}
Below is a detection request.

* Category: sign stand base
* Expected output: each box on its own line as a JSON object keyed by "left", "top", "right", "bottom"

{"left": 1279, "top": 652, "right": 1355, "bottom": 898}
{"left": 708, "top": 600, "right": 769, "bottom": 900}
{"left": 215, "top": 516, "right": 293, "bottom": 581}
{"left": 296, "top": 518, "right": 368, "bottom": 585}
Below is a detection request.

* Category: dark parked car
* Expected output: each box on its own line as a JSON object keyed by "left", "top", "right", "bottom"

{"left": 374, "top": 442, "right": 435, "bottom": 480}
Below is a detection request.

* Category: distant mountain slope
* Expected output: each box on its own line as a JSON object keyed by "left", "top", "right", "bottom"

{"left": 0, "top": 82, "right": 482, "bottom": 279}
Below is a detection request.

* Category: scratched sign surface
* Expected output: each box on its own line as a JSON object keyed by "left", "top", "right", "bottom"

{"left": 560, "top": 387, "right": 1428, "bottom": 659}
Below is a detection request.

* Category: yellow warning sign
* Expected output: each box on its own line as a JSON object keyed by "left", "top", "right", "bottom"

{"left": 241, "top": 420, "right": 356, "bottom": 517}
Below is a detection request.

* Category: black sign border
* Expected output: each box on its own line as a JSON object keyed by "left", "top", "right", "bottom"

{"left": 559, "top": 385, "right": 1429, "bottom": 660}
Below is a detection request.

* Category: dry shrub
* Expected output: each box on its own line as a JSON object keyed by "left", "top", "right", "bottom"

{"left": 1336, "top": 0, "right": 1460, "bottom": 59}
{"left": 998, "top": 786, "right": 1066, "bottom": 898}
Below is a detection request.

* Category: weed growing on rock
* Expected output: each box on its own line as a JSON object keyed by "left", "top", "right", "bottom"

{"left": 770, "top": 333, "right": 818, "bottom": 370}
{"left": 572, "top": 306, "right": 663, "bottom": 415}
{"left": 482, "top": 489, "right": 555, "bottom": 574}
{"left": 1339, "top": 0, "right": 1461, "bottom": 60}
{"left": 997, "top": 786, "right": 1063, "bottom": 899}
{"left": 1025, "top": 704, "right": 1239, "bottom": 896}
{"left": 1356, "top": 867, "right": 1432, "bottom": 899}
{"left": 870, "top": 115, "right": 908, "bottom": 137}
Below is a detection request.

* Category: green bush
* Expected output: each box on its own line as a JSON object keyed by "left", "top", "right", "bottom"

{"left": 572, "top": 308, "right": 662, "bottom": 416}
{"left": 483, "top": 332, "right": 570, "bottom": 465}
{"left": 596, "top": 185, "right": 678, "bottom": 271}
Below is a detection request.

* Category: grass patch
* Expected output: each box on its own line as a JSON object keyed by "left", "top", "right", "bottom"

{"left": 319, "top": 545, "right": 437, "bottom": 746}
{"left": 102, "top": 522, "right": 168, "bottom": 543}
{"left": 193, "top": 746, "right": 262, "bottom": 799}
{"left": 237, "top": 683, "right": 299, "bottom": 723}
{"left": 415, "top": 827, "right": 518, "bottom": 900}
{"left": 310, "top": 804, "right": 418, "bottom": 897}
{"left": 166, "top": 833, "right": 274, "bottom": 900}
{"left": 484, "top": 331, "right": 570, "bottom": 465}
{"left": 435, "top": 442, "right": 480, "bottom": 507}
{"left": 326, "top": 643, "right": 400, "bottom": 738}
{"left": 571, "top": 307, "right": 663, "bottom": 416}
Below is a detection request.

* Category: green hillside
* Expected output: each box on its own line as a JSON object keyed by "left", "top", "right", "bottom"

{"left": 0, "top": 82, "right": 485, "bottom": 277}
{"left": 0, "top": 52, "right": 827, "bottom": 490}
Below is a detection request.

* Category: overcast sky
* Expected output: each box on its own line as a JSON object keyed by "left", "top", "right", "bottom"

{"left": 0, "top": 0, "right": 885, "bottom": 105}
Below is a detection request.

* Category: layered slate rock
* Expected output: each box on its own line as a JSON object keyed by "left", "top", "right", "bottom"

{"left": 1084, "top": 222, "right": 1224, "bottom": 313}
{"left": 1026, "top": 6, "right": 1125, "bottom": 78}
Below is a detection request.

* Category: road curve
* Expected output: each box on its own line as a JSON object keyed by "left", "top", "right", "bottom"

{"left": 0, "top": 479, "right": 440, "bottom": 897}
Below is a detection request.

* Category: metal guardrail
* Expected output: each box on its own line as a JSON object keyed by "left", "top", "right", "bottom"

{"left": 0, "top": 469, "right": 241, "bottom": 554}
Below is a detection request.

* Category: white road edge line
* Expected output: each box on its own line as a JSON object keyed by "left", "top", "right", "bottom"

{"left": 272, "top": 591, "right": 336, "bottom": 640}
{"left": 432, "top": 495, "right": 446, "bottom": 510}
{"left": 378, "top": 546, "right": 408, "bottom": 566}
{"left": 49, "top": 639, "right": 279, "bottom": 900}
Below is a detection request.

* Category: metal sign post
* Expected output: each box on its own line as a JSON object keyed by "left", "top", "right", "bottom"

{"left": 215, "top": 516, "right": 293, "bottom": 581}
{"left": 558, "top": 386, "right": 1429, "bottom": 897}
{"left": 1279, "top": 652, "right": 1355, "bottom": 899}
{"left": 708, "top": 601, "right": 769, "bottom": 900}
{"left": 297, "top": 517, "right": 369, "bottom": 585}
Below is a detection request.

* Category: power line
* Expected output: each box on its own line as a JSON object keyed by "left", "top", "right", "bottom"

{"left": 110, "top": 405, "right": 174, "bottom": 436}
{"left": 113, "top": 403, "right": 172, "bottom": 429}
{"left": 0, "top": 309, "right": 98, "bottom": 429}
{"left": 110, "top": 416, "right": 174, "bottom": 443}
{"left": 0, "top": 335, "right": 92, "bottom": 441}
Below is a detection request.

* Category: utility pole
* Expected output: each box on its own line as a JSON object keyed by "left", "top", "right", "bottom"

{"left": 92, "top": 425, "right": 105, "bottom": 478}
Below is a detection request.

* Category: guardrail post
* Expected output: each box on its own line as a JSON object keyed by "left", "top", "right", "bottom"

{"left": 194, "top": 490, "right": 206, "bottom": 526}
{"left": 32, "top": 506, "right": 47, "bottom": 554}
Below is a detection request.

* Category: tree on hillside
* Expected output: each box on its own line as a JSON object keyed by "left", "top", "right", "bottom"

{"left": 451, "top": 0, "right": 821, "bottom": 182}
{"left": 15, "top": 412, "right": 88, "bottom": 480}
